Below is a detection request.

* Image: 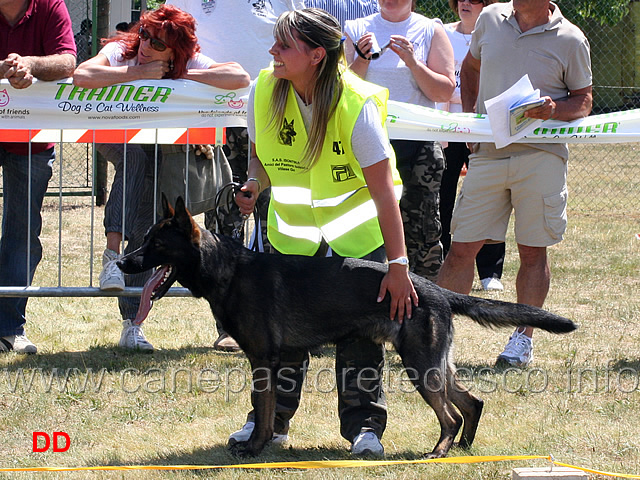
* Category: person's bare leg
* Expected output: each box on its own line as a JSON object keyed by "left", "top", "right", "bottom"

{"left": 512, "top": 244, "right": 550, "bottom": 339}
{"left": 106, "top": 231, "right": 123, "bottom": 254}
{"left": 436, "top": 240, "right": 485, "bottom": 294}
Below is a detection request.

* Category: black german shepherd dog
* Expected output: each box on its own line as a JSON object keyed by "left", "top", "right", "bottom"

{"left": 118, "top": 195, "right": 577, "bottom": 458}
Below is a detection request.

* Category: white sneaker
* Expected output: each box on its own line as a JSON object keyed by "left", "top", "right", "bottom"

{"left": 351, "top": 431, "right": 384, "bottom": 457}
{"left": 481, "top": 277, "right": 504, "bottom": 291}
{"left": 227, "top": 421, "right": 288, "bottom": 447}
{"left": 0, "top": 334, "right": 37, "bottom": 354}
{"left": 100, "top": 249, "right": 125, "bottom": 291}
{"left": 496, "top": 330, "right": 533, "bottom": 367}
{"left": 119, "top": 319, "right": 154, "bottom": 352}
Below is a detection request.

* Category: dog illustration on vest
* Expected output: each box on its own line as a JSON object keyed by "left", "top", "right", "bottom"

{"left": 278, "top": 117, "right": 296, "bottom": 146}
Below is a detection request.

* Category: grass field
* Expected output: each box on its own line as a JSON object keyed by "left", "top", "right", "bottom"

{"left": 0, "top": 146, "right": 639, "bottom": 479}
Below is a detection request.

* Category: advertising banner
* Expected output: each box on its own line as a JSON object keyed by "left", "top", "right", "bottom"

{"left": 0, "top": 79, "right": 638, "bottom": 144}
{"left": 386, "top": 100, "right": 638, "bottom": 144}
{"left": 0, "top": 78, "right": 248, "bottom": 130}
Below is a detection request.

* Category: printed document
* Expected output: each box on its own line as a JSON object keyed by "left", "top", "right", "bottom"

{"left": 484, "top": 75, "right": 544, "bottom": 148}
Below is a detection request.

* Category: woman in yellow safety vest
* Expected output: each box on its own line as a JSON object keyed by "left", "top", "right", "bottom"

{"left": 233, "top": 8, "right": 417, "bottom": 456}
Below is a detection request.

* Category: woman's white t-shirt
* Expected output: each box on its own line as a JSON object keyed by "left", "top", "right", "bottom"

{"left": 345, "top": 12, "right": 441, "bottom": 107}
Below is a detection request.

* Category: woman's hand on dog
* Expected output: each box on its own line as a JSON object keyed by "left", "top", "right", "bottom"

{"left": 378, "top": 265, "right": 418, "bottom": 324}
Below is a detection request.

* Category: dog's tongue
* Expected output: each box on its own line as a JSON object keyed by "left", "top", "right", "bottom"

{"left": 133, "top": 266, "right": 170, "bottom": 325}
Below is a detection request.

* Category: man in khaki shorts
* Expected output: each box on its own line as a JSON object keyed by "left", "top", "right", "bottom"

{"left": 436, "top": 0, "right": 592, "bottom": 366}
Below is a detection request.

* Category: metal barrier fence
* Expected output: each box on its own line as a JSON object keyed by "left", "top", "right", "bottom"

{"left": 0, "top": 133, "right": 219, "bottom": 299}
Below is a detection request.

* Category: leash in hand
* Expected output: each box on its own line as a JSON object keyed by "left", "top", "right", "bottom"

{"left": 214, "top": 182, "right": 260, "bottom": 246}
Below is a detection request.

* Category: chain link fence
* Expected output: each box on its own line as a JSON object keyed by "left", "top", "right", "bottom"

{"left": 416, "top": 0, "right": 640, "bottom": 215}
{"left": 1, "top": 0, "right": 638, "bottom": 215}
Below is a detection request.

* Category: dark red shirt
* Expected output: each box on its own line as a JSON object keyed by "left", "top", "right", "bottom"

{"left": 1, "top": 0, "right": 76, "bottom": 154}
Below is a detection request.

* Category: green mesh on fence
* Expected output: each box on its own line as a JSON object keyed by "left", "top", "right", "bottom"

{"left": 416, "top": 0, "right": 640, "bottom": 214}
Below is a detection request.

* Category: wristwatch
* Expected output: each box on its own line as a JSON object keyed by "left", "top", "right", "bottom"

{"left": 387, "top": 256, "right": 409, "bottom": 267}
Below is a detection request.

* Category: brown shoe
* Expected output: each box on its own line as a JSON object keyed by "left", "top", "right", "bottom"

{"left": 213, "top": 333, "right": 241, "bottom": 352}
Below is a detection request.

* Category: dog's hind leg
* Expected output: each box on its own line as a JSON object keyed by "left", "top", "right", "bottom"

{"left": 446, "top": 362, "right": 484, "bottom": 449}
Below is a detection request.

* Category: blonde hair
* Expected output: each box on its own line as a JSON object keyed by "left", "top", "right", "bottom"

{"left": 269, "top": 8, "right": 346, "bottom": 170}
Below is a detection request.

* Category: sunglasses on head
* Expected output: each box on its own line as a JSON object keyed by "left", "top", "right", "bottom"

{"left": 138, "top": 26, "right": 170, "bottom": 52}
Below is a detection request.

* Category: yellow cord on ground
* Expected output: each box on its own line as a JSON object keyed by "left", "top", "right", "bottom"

{"left": 0, "top": 454, "right": 638, "bottom": 477}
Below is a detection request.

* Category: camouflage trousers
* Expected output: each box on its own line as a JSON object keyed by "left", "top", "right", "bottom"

{"left": 244, "top": 246, "right": 388, "bottom": 442}
{"left": 391, "top": 140, "right": 445, "bottom": 282}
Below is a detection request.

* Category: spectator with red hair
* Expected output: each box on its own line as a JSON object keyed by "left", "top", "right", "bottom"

{"left": 74, "top": 4, "right": 249, "bottom": 88}
{"left": 74, "top": 4, "right": 250, "bottom": 352}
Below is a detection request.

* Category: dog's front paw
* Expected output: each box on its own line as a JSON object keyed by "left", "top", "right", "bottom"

{"left": 454, "top": 438, "right": 472, "bottom": 450}
{"left": 423, "top": 449, "right": 448, "bottom": 460}
{"left": 228, "top": 439, "right": 267, "bottom": 457}
{"left": 227, "top": 440, "right": 254, "bottom": 457}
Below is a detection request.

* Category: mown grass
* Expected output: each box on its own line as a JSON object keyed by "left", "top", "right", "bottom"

{"left": 0, "top": 145, "right": 639, "bottom": 479}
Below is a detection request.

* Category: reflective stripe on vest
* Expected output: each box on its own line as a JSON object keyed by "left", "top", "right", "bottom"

{"left": 272, "top": 184, "right": 369, "bottom": 209}
{"left": 272, "top": 184, "right": 403, "bottom": 243}
{"left": 274, "top": 210, "right": 323, "bottom": 244}
{"left": 322, "top": 184, "right": 402, "bottom": 241}
{"left": 271, "top": 186, "right": 312, "bottom": 205}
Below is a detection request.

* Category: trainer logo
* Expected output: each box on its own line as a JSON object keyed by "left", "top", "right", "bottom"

{"left": 54, "top": 82, "right": 172, "bottom": 103}
{"left": 228, "top": 99, "right": 244, "bottom": 109}
{"left": 32, "top": 432, "right": 70, "bottom": 452}
{"left": 213, "top": 92, "right": 243, "bottom": 108}
{"left": 331, "top": 164, "right": 356, "bottom": 182}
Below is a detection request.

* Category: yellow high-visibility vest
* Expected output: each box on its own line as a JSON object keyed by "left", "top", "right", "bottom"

{"left": 254, "top": 68, "right": 402, "bottom": 257}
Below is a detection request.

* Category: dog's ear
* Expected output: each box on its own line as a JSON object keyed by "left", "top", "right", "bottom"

{"left": 174, "top": 196, "right": 198, "bottom": 238}
{"left": 161, "top": 193, "right": 174, "bottom": 219}
{"left": 175, "top": 196, "right": 188, "bottom": 217}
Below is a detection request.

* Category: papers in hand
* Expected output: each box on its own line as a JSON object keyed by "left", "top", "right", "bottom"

{"left": 484, "top": 75, "right": 544, "bottom": 148}
{"left": 509, "top": 95, "right": 544, "bottom": 136}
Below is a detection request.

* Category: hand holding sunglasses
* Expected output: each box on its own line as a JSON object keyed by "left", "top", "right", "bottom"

{"left": 354, "top": 32, "right": 391, "bottom": 61}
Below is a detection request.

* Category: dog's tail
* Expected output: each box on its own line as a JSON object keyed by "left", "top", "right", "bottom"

{"left": 442, "top": 289, "right": 577, "bottom": 334}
